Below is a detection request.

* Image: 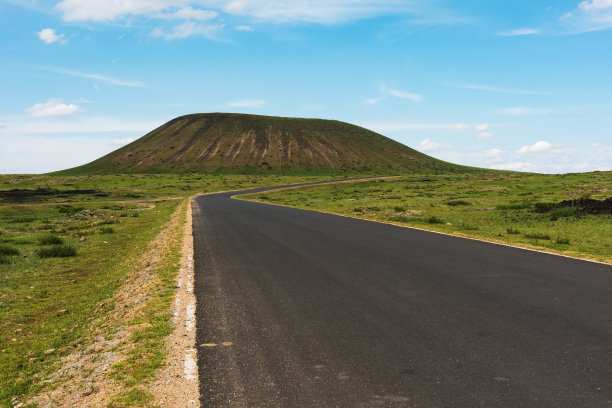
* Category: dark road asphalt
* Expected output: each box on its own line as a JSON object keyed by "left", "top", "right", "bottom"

{"left": 192, "top": 182, "right": 612, "bottom": 408}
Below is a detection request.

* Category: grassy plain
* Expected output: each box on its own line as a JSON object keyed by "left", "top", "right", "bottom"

{"left": 241, "top": 171, "right": 612, "bottom": 264}
{"left": 0, "top": 173, "right": 333, "bottom": 407}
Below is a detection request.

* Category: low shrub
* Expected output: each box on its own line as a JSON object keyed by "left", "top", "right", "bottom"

{"left": 100, "top": 227, "right": 115, "bottom": 234}
{"left": 534, "top": 202, "right": 556, "bottom": 213}
{"left": 458, "top": 223, "right": 479, "bottom": 230}
{"left": 506, "top": 226, "right": 520, "bottom": 235}
{"left": 0, "top": 254, "right": 9, "bottom": 264}
{"left": 0, "top": 244, "right": 20, "bottom": 256}
{"left": 393, "top": 206, "right": 406, "bottom": 213}
{"left": 555, "top": 237, "right": 571, "bottom": 245}
{"left": 353, "top": 207, "right": 363, "bottom": 213}
{"left": 38, "top": 234, "right": 64, "bottom": 245}
{"left": 446, "top": 200, "right": 471, "bottom": 206}
{"left": 427, "top": 216, "right": 444, "bottom": 224}
{"left": 38, "top": 244, "right": 77, "bottom": 258}
{"left": 549, "top": 207, "right": 576, "bottom": 220}
{"left": 58, "top": 206, "right": 85, "bottom": 215}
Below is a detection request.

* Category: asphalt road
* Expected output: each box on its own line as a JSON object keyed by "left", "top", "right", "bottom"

{"left": 192, "top": 182, "right": 612, "bottom": 408}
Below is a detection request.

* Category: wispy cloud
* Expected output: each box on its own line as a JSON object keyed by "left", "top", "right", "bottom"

{"left": 497, "top": 106, "right": 552, "bottom": 116}
{"left": 37, "top": 28, "right": 67, "bottom": 44}
{"left": 25, "top": 98, "right": 80, "bottom": 117}
{"left": 460, "top": 84, "right": 555, "bottom": 96}
{"left": 113, "top": 137, "right": 135, "bottom": 145}
{"left": 418, "top": 138, "right": 445, "bottom": 151}
{"left": 151, "top": 22, "right": 224, "bottom": 40}
{"left": 0, "top": 116, "right": 160, "bottom": 134}
{"left": 54, "top": 0, "right": 422, "bottom": 24}
{"left": 235, "top": 25, "right": 254, "bottom": 32}
{"left": 44, "top": 67, "right": 147, "bottom": 88}
{"left": 497, "top": 27, "right": 541, "bottom": 36}
{"left": 227, "top": 99, "right": 266, "bottom": 108}
{"left": 364, "top": 82, "right": 422, "bottom": 105}
{"left": 157, "top": 7, "right": 218, "bottom": 21}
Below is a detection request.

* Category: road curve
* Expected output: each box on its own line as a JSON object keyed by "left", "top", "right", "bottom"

{"left": 192, "top": 182, "right": 612, "bottom": 408}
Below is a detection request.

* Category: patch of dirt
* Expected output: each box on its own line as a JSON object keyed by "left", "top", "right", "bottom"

{"left": 27, "top": 199, "right": 190, "bottom": 408}
{"left": 0, "top": 188, "right": 104, "bottom": 203}
{"left": 150, "top": 197, "right": 199, "bottom": 407}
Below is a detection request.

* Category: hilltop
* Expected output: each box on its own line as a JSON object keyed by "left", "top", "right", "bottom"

{"left": 58, "top": 113, "right": 469, "bottom": 174}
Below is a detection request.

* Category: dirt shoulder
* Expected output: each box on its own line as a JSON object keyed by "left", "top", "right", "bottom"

{"left": 26, "top": 198, "right": 199, "bottom": 407}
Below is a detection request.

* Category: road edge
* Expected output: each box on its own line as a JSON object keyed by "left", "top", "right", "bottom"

{"left": 151, "top": 197, "right": 200, "bottom": 406}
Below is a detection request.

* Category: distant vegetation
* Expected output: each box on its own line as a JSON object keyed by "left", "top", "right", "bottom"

{"left": 240, "top": 171, "right": 612, "bottom": 263}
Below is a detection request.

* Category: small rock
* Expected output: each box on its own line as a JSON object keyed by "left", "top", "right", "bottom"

{"left": 79, "top": 236, "right": 86, "bottom": 242}
{"left": 44, "top": 348, "right": 56, "bottom": 354}
{"left": 57, "top": 309, "right": 68, "bottom": 315}
{"left": 15, "top": 328, "right": 23, "bottom": 334}
{"left": 29, "top": 357, "right": 37, "bottom": 363}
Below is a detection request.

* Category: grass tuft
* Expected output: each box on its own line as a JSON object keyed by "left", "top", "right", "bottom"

{"left": 38, "top": 244, "right": 77, "bottom": 258}
{"left": 506, "top": 226, "right": 521, "bottom": 235}
{"left": 524, "top": 232, "right": 551, "bottom": 240}
{"left": 38, "top": 234, "right": 64, "bottom": 245}
{"left": 100, "top": 227, "right": 116, "bottom": 234}
{"left": 555, "top": 237, "right": 571, "bottom": 245}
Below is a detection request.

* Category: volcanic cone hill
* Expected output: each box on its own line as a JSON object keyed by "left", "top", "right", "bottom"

{"left": 59, "top": 113, "right": 469, "bottom": 174}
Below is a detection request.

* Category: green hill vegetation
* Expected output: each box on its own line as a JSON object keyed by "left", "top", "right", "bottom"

{"left": 57, "top": 113, "right": 469, "bottom": 175}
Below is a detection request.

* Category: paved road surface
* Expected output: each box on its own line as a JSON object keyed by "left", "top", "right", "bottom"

{"left": 192, "top": 182, "right": 612, "bottom": 407}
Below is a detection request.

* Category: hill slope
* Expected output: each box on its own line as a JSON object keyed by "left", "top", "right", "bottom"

{"left": 59, "top": 113, "right": 467, "bottom": 174}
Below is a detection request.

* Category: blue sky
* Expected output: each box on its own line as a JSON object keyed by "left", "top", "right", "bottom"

{"left": 1, "top": 0, "right": 611, "bottom": 174}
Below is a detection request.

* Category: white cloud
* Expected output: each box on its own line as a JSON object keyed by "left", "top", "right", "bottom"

{"left": 151, "top": 21, "right": 224, "bottom": 40}
{"left": 460, "top": 84, "right": 554, "bottom": 96}
{"left": 481, "top": 148, "right": 503, "bottom": 158}
{"left": 477, "top": 131, "right": 493, "bottom": 139}
{"left": 453, "top": 123, "right": 470, "bottom": 131}
{"left": 25, "top": 98, "right": 80, "bottom": 117}
{"left": 113, "top": 137, "right": 135, "bottom": 145}
{"left": 517, "top": 141, "right": 552, "bottom": 154}
{"left": 235, "top": 25, "right": 254, "bottom": 31}
{"left": 475, "top": 123, "right": 489, "bottom": 132}
{"left": 418, "top": 138, "right": 443, "bottom": 151}
{"left": 37, "top": 28, "right": 67, "bottom": 44}
{"left": 55, "top": 0, "right": 419, "bottom": 24}
{"left": 497, "top": 27, "right": 541, "bottom": 36}
{"left": 161, "top": 7, "right": 218, "bottom": 20}
{"left": 490, "top": 162, "right": 538, "bottom": 172}
{"left": 579, "top": 0, "right": 612, "bottom": 11}
{"left": 227, "top": 99, "right": 266, "bottom": 108}
{"left": 45, "top": 67, "right": 147, "bottom": 88}
{"left": 561, "top": 0, "right": 612, "bottom": 32}
{"left": 497, "top": 106, "right": 552, "bottom": 116}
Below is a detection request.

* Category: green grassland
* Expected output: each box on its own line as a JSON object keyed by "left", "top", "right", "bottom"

{"left": 240, "top": 171, "right": 612, "bottom": 264}
{"left": 0, "top": 173, "right": 336, "bottom": 407}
